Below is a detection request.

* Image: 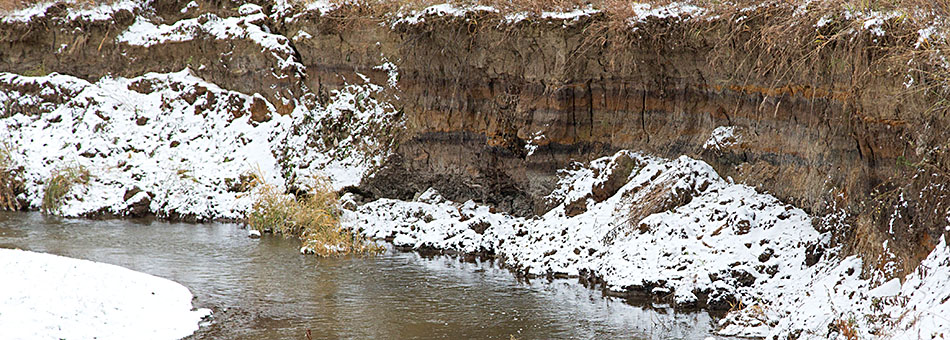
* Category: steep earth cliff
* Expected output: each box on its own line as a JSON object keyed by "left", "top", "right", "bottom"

{"left": 2, "top": 0, "right": 950, "bottom": 338}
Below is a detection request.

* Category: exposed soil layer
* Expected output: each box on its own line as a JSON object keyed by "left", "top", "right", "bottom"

{"left": 2, "top": 1, "right": 947, "bottom": 277}
{"left": 285, "top": 10, "right": 948, "bottom": 277}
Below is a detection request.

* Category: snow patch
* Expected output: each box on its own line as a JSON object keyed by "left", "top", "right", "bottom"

{"left": 1, "top": 0, "right": 140, "bottom": 23}
{"left": 393, "top": 3, "right": 497, "bottom": 27}
{"left": 0, "top": 66, "right": 398, "bottom": 219}
{"left": 0, "top": 248, "right": 209, "bottom": 340}
{"left": 117, "top": 11, "right": 303, "bottom": 74}
{"left": 703, "top": 126, "right": 741, "bottom": 151}
{"left": 628, "top": 2, "right": 707, "bottom": 24}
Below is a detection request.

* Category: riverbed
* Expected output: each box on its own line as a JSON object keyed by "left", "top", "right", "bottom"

{"left": 0, "top": 212, "right": 723, "bottom": 339}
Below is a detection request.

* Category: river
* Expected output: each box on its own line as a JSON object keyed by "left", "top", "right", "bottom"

{"left": 0, "top": 212, "right": 723, "bottom": 339}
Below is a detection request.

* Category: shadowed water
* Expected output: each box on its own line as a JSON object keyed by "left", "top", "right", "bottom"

{"left": 0, "top": 212, "right": 723, "bottom": 339}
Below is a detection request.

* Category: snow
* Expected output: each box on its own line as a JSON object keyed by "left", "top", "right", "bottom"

{"left": 0, "top": 1, "right": 57, "bottom": 23}
{"left": 238, "top": 3, "right": 262, "bottom": 15}
{"left": 66, "top": 0, "right": 138, "bottom": 22}
{"left": 860, "top": 10, "right": 900, "bottom": 37}
{"left": 916, "top": 24, "right": 948, "bottom": 49}
{"left": 118, "top": 18, "right": 195, "bottom": 47}
{"left": 0, "top": 66, "right": 396, "bottom": 219}
{"left": 753, "top": 234, "right": 950, "bottom": 339}
{"left": 393, "top": 3, "right": 497, "bottom": 27}
{"left": 540, "top": 6, "right": 597, "bottom": 21}
{"left": 117, "top": 12, "right": 297, "bottom": 59}
{"left": 703, "top": 126, "right": 741, "bottom": 151}
{"left": 628, "top": 2, "right": 707, "bottom": 23}
{"left": 0, "top": 248, "right": 209, "bottom": 340}
{"left": 868, "top": 278, "right": 901, "bottom": 297}
{"left": 275, "top": 70, "right": 401, "bottom": 190}
{"left": 343, "top": 148, "right": 950, "bottom": 339}
{"left": 0, "top": 70, "right": 286, "bottom": 219}
{"left": 4, "top": 2, "right": 950, "bottom": 339}
{"left": 303, "top": 0, "right": 337, "bottom": 16}
{"left": 348, "top": 151, "right": 821, "bottom": 315}
{"left": 391, "top": 2, "right": 706, "bottom": 25}
{"left": 115, "top": 12, "right": 305, "bottom": 74}
{"left": 0, "top": 0, "right": 140, "bottom": 23}
{"left": 181, "top": 1, "right": 198, "bottom": 14}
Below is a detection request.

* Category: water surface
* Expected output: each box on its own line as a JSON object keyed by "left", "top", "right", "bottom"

{"left": 0, "top": 212, "right": 721, "bottom": 339}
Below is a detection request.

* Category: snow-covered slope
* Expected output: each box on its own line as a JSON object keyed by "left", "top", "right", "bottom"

{"left": 346, "top": 150, "right": 950, "bottom": 339}
{"left": 0, "top": 248, "right": 209, "bottom": 340}
{"left": 3, "top": 1, "right": 950, "bottom": 339}
{"left": 0, "top": 69, "right": 397, "bottom": 220}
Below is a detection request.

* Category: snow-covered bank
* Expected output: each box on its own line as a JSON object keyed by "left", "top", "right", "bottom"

{"left": 0, "top": 68, "right": 396, "bottom": 220}
{"left": 345, "top": 151, "right": 819, "bottom": 333}
{"left": 0, "top": 248, "right": 209, "bottom": 340}
{"left": 2, "top": 1, "right": 950, "bottom": 338}
{"left": 344, "top": 151, "right": 950, "bottom": 339}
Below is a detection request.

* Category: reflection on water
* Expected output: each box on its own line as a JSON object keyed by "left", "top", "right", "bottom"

{"left": 0, "top": 212, "right": 722, "bottom": 339}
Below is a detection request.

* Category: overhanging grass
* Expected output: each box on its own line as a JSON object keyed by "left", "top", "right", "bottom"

{"left": 308, "top": 0, "right": 950, "bottom": 109}
{"left": 247, "top": 176, "right": 381, "bottom": 257}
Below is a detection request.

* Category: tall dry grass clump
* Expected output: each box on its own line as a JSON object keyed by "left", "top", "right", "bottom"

{"left": 41, "top": 164, "right": 90, "bottom": 213}
{"left": 0, "top": 143, "right": 23, "bottom": 211}
{"left": 247, "top": 174, "right": 381, "bottom": 256}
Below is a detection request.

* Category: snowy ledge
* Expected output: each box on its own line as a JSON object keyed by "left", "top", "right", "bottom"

{"left": 0, "top": 249, "right": 209, "bottom": 340}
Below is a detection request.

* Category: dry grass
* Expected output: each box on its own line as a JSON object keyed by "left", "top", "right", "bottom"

{"left": 302, "top": 0, "right": 950, "bottom": 21}
{"left": 301, "top": 0, "right": 950, "bottom": 107}
{"left": 41, "top": 164, "right": 90, "bottom": 213}
{"left": 0, "top": 142, "right": 22, "bottom": 211}
{"left": 833, "top": 317, "right": 860, "bottom": 340}
{"left": 247, "top": 174, "right": 381, "bottom": 257}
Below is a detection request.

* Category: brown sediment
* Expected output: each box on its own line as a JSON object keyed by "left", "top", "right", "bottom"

{"left": 2, "top": 1, "right": 948, "bottom": 278}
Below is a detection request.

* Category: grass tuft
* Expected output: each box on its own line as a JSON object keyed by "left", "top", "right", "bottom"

{"left": 247, "top": 174, "right": 381, "bottom": 257}
{"left": 833, "top": 317, "right": 860, "bottom": 340}
{"left": 41, "top": 164, "right": 90, "bottom": 213}
{"left": 0, "top": 143, "right": 23, "bottom": 211}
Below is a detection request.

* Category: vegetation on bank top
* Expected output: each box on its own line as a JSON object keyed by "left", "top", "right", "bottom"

{"left": 3, "top": 0, "right": 947, "bottom": 95}
{"left": 310, "top": 0, "right": 950, "bottom": 121}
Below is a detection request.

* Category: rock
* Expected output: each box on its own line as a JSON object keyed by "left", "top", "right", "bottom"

{"left": 805, "top": 243, "right": 824, "bottom": 267}
{"left": 564, "top": 198, "right": 587, "bottom": 217}
{"left": 468, "top": 220, "right": 491, "bottom": 234}
{"left": 591, "top": 154, "right": 641, "bottom": 202}
{"left": 730, "top": 268, "right": 757, "bottom": 287}
{"left": 248, "top": 229, "right": 261, "bottom": 239}
{"left": 123, "top": 187, "right": 151, "bottom": 218}
{"left": 734, "top": 219, "right": 752, "bottom": 235}
{"left": 248, "top": 96, "right": 271, "bottom": 123}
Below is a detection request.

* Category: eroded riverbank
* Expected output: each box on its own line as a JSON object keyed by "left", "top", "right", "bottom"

{"left": 3, "top": 0, "right": 950, "bottom": 338}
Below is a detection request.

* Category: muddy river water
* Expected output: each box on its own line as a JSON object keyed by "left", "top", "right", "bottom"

{"left": 0, "top": 212, "right": 723, "bottom": 339}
